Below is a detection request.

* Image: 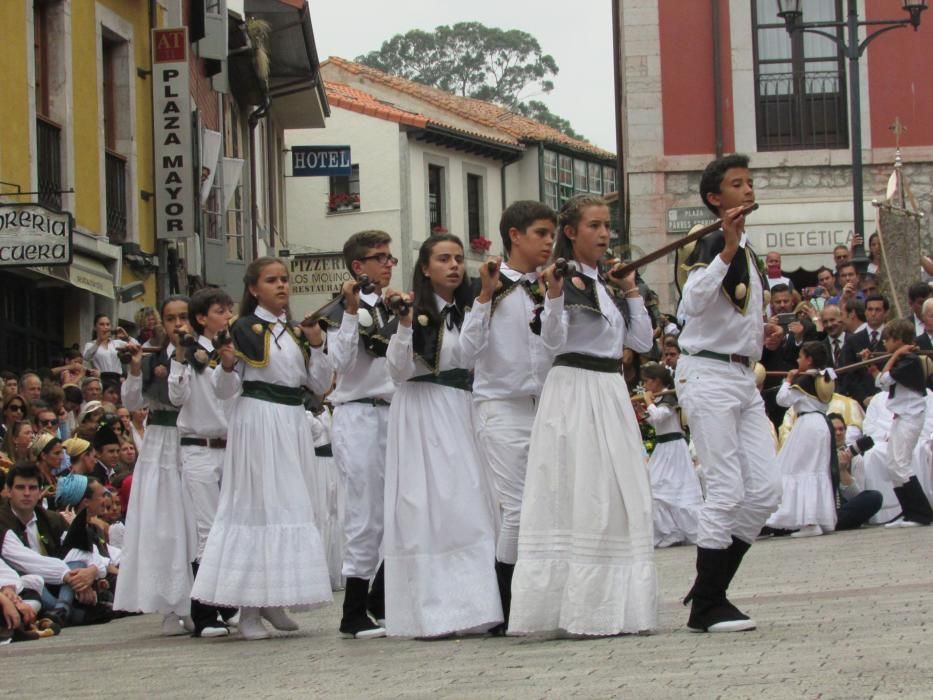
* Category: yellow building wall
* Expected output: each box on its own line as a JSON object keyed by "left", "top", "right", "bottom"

{"left": 0, "top": 2, "right": 31, "bottom": 197}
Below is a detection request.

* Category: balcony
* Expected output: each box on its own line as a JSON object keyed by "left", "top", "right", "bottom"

{"left": 105, "top": 149, "right": 127, "bottom": 243}
{"left": 756, "top": 71, "right": 848, "bottom": 151}
{"left": 36, "top": 115, "right": 62, "bottom": 210}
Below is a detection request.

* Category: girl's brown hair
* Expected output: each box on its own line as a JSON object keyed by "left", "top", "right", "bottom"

{"left": 240, "top": 256, "right": 289, "bottom": 317}
{"left": 552, "top": 194, "right": 609, "bottom": 263}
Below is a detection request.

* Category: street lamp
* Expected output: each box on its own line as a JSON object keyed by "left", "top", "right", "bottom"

{"left": 775, "top": 0, "right": 927, "bottom": 273}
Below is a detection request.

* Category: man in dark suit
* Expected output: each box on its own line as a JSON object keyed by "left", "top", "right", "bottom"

{"left": 916, "top": 297, "right": 933, "bottom": 349}
{"left": 841, "top": 295, "right": 889, "bottom": 404}
{"left": 820, "top": 304, "right": 846, "bottom": 369}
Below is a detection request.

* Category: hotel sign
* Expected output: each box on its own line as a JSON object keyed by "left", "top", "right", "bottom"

{"left": 291, "top": 146, "right": 353, "bottom": 177}
{"left": 0, "top": 203, "right": 73, "bottom": 266}
{"left": 152, "top": 27, "right": 194, "bottom": 239}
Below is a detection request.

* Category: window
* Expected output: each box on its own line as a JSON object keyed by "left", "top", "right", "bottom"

{"left": 543, "top": 150, "right": 559, "bottom": 210}
{"left": 466, "top": 174, "right": 483, "bottom": 241}
{"left": 34, "top": 1, "right": 51, "bottom": 118}
{"left": 558, "top": 155, "right": 573, "bottom": 202}
{"left": 603, "top": 166, "right": 617, "bottom": 195}
{"left": 328, "top": 165, "right": 360, "bottom": 213}
{"left": 752, "top": 0, "right": 847, "bottom": 150}
{"left": 102, "top": 35, "right": 126, "bottom": 243}
{"left": 428, "top": 164, "right": 444, "bottom": 230}
{"left": 588, "top": 163, "right": 603, "bottom": 194}
{"left": 573, "top": 159, "right": 588, "bottom": 194}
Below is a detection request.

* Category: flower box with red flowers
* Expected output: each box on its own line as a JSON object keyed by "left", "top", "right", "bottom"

{"left": 469, "top": 236, "right": 492, "bottom": 253}
{"left": 327, "top": 192, "right": 360, "bottom": 213}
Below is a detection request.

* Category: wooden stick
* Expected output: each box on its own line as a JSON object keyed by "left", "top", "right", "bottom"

{"left": 630, "top": 388, "right": 676, "bottom": 403}
{"left": 610, "top": 203, "right": 759, "bottom": 278}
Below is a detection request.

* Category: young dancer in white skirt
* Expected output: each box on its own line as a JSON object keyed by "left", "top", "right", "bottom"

{"left": 190, "top": 257, "right": 333, "bottom": 640}
{"left": 509, "top": 194, "right": 657, "bottom": 637}
{"left": 167, "top": 287, "right": 238, "bottom": 637}
{"left": 459, "top": 200, "right": 557, "bottom": 633}
{"left": 638, "top": 363, "right": 702, "bottom": 548}
{"left": 765, "top": 341, "right": 837, "bottom": 538}
{"left": 382, "top": 234, "right": 502, "bottom": 638}
{"left": 115, "top": 296, "right": 196, "bottom": 636}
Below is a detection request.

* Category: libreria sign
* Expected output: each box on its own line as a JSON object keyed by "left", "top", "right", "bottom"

{"left": 0, "top": 203, "right": 73, "bottom": 266}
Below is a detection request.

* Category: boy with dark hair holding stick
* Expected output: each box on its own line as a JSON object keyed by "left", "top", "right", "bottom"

{"left": 316, "top": 230, "right": 399, "bottom": 639}
{"left": 460, "top": 200, "right": 557, "bottom": 633}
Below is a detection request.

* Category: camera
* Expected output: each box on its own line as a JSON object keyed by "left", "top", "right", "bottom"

{"left": 847, "top": 435, "right": 874, "bottom": 457}
{"left": 776, "top": 312, "right": 796, "bottom": 327}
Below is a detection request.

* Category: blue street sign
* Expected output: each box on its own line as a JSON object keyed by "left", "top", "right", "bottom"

{"left": 291, "top": 146, "right": 352, "bottom": 177}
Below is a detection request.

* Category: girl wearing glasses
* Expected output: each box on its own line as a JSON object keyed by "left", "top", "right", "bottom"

{"left": 1, "top": 396, "right": 28, "bottom": 441}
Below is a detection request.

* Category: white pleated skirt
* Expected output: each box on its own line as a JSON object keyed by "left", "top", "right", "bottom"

{"left": 114, "top": 424, "right": 194, "bottom": 616}
{"left": 383, "top": 381, "right": 502, "bottom": 637}
{"left": 649, "top": 439, "right": 702, "bottom": 547}
{"left": 190, "top": 396, "right": 333, "bottom": 609}
{"left": 509, "top": 366, "right": 658, "bottom": 636}
{"left": 766, "top": 413, "right": 837, "bottom": 530}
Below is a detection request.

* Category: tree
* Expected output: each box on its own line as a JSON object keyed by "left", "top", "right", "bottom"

{"left": 357, "top": 23, "right": 585, "bottom": 140}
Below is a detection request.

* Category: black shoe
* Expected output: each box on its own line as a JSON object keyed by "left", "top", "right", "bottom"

{"left": 894, "top": 476, "right": 933, "bottom": 525}
{"left": 685, "top": 547, "right": 756, "bottom": 633}
{"left": 341, "top": 577, "right": 386, "bottom": 639}
{"left": 367, "top": 564, "right": 385, "bottom": 623}
{"left": 489, "top": 560, "right": 514, "bottom": 636}
{"left": 683, "top": 536, "right": 750, "bottom": 606}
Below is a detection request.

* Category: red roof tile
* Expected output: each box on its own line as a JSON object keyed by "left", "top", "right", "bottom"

{"left": 323, "top": 57, "right": 615, "bottom": 160}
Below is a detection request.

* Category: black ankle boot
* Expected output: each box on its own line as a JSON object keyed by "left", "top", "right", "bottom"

{"left": 686, "top": 547, "right": 756, "bottom": 633}
{"left": 489, "top": 560, "right": 514, "bottom": 636}
{"left": 683, "top": 536, "right": 750, "bottom": 605}
{"left": 340, "top": 577, "right": 385, "bottom": 639}
{"left": 367, "top": 563, "right": 385, "bottom": 622}
{"left": 896, "top": 476, "right": 933, "bottom": 525}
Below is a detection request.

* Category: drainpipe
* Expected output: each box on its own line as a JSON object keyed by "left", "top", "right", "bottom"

{"left": 247, "top": 96, "right": 270, "bottom": 261}
{"left": 712, "top": 0, "right": 724, "bottom": 157}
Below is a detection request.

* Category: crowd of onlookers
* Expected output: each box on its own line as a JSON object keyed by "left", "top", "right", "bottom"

{"left": 0, "top": 307, "right": 158, "bottom": 643}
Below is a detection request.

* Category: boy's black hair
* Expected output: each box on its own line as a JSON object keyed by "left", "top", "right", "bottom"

{"left": 498, "top": 201, "right": 557, "bottom": 255}
{"left": 189, "top": 287, "right": 235, "bottom": 335}
{"left": 908, "top": 282, "right": 931, "bottom": 303}
{"left": 800, "top": 340, "right": 829, "bottom": 370}
{"left": 5, "top": 462, "right": 40, "bottom": 488}
{"left": 864, "top": 293, "right": 890, "bottom": 312}
{"left": 699, "top": 153, "right": 750, "bottom": 215}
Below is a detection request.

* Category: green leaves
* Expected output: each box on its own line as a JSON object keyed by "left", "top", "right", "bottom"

{"left": 357, "top": 22, "right": 584, "bottom": 140}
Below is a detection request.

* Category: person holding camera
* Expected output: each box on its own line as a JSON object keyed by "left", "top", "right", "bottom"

{"left": 829, "top": 413, "right": 883, "bottom": 530}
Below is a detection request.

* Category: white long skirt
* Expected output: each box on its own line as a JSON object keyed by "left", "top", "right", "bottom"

{"left": 305, "top": 447, "right": 346, "bottom": 591}
{"left": 509, "top": 366, "right": 658, "bottom": 636}
{"left": 383, "top": 382, "right": 502, "bottom": 637}
{"left": 649, "top": 439, "right": 702, "bottom": 548}
{"left": 191, "top": 397, "right": 333, "bottom": 609}
{"left": 114, "top": 425, "right": 195, "bottom": 616}
{"left": 766, "top": 414, "right": 837, "bottom": 530}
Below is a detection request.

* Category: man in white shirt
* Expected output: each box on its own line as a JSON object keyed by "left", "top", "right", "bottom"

{"left": 675, "top": 154, "right": 782, "bottom": 634}
{"left": 460, "top": 200, "right": 557, "bottom": 633}
{"left": 314, "top": 230, "right": 398, "bottom": 640}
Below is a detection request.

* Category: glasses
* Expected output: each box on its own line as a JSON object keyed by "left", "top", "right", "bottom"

{"left": 7, "top": 404, "right": 25, "bottom": 413}
{"left": 40, "top": 418, "right": 58, "bottom": 427}
{"left": 359, "top": 253, "right": 398, "bottom": 266}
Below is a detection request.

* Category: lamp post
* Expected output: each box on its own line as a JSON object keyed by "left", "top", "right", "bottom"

{"left": 775, "top": 0, "right": 927, "bottom": 273}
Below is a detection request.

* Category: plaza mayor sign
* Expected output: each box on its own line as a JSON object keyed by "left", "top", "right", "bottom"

{"left": 152, "top": 27, "right": 194, "bottom": 239}
{"left": 0, "top": 203, "right": 73, "bottom": 266}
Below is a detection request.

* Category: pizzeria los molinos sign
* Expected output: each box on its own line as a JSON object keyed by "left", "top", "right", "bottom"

{"left": 0, "top": 203, "right": 73, "bottom": 266}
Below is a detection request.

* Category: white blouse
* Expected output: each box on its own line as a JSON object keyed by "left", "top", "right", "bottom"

{"left": 82, "top": 339, "right": 128, "bottom": 374}
{"left": 540, "top": 263, "right": 653, "bottom": 358}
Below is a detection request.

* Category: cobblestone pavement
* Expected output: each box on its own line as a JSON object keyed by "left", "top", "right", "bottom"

{"left": 4, "top": 526, "right": 932, "bottom": 699}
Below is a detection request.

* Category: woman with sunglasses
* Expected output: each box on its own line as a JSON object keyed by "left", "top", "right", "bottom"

{"left": 1, "top": 396, "right": 28, "bottom": 442}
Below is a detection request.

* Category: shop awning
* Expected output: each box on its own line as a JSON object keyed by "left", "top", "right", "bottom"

{"left": 67, "top": 254, "right": 114, "bottom": 297}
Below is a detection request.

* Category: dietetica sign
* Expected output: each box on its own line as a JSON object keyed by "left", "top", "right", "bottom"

{"left": 152, "top": 27, "right": 194, "bottom": 239}
{"left": 0, "top": 203, "right": 73, "bottom": 266}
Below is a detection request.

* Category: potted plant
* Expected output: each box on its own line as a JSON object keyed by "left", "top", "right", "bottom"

{"left": 469, "top": 236, "right": 492, "bottom": 254}
{"left": 327, "top": 192, "right": 360, "bottom": 213}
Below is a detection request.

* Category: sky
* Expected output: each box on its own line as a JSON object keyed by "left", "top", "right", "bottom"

{"left": 307, "top": 0, "right": 618, "bottom": 151}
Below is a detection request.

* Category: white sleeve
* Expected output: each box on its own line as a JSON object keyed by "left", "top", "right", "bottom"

{"left": 645, "top": 403, "right": 674, "bottom": 427}
{"left": 386, "top": 324, "right": 417, "bottom": 384}
{"left": 82, "top": 341, "right": 100, "bottom": 363}
{"left": 121, "top": 372, "right": 148, "bottom": 412}
{"left": 540, "top": 294, "right": 568, "bottom": 354}
{"left": 307, "top": 345, "right": 334, "bottom": 395}
{"left": 167, "top": 359, "right": 193, "bottom": 407}
{"left": 681, "top": 254, "right": 730, "bottom": 317}
{"left": 1, "top": 531, "right": 70, "bottom": 584}
{"left": 63, "top": 548, "right": 109, "bottom": 579}
{"left": 328, "top": 314, "right": 360, "bottom": 375}
{"left": 459, "top": 299, "right": 491, "bottom": 369}
{"left": 624, "top": 298, "right": 654, "bottom": 353}
{"left": 213, "top": 362, "right": 243, "bottom": 400}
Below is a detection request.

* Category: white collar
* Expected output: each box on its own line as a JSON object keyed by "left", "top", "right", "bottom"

{"left": 434, "top": 293, "right": 455, "bottom": 312}
{"left": 166, "top": 342, "right": 176, "bottom": 355}
{"left": 255, "top": 305, "right": 287, "bottom": 324}
{"left": 500, "top": 263, "right": 538, "bottom": 283}
{"left": 360, "top": 290, "right": 380, "bottom": 307}
{"left": 197, "top": 335, "right": 215, "bottom": 352}
{"left": 579, "top": 262, "right": 599, "bottom": 280}
{"left": 856, "top": 322, "right": 868, "bottom": 334}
